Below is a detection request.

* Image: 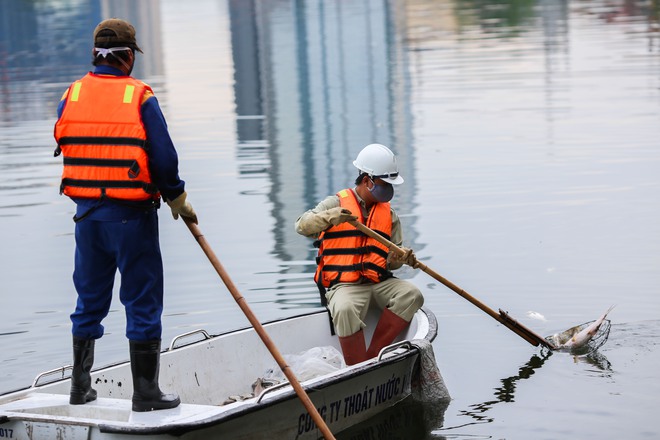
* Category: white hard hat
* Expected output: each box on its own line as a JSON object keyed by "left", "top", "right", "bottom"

{"left": 353, "top": 143, "right": 404, "bottom": 185}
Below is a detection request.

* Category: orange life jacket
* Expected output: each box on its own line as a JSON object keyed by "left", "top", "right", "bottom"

{"left": 314, "top": 188, "right": 393, "bottom": 290}
{"left": 54, "top": 72, "right": 159, "bottom": 201}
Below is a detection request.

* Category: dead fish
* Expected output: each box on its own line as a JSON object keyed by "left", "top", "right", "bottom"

{"left": 251, "top": 377, "right": 280, "bottom": 396}
{"left": 559, "top": 305, "right": 615, "bottom": 350}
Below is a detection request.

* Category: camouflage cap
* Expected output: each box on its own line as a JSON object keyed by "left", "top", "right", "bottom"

{"left": 93, "top": 18, "right": 143, "bottom": 53}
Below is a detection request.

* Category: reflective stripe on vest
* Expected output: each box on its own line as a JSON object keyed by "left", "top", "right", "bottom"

{"left": 314, "top": 188, "right": 392, "bottom": 288}
{"left": 54, "top": 73, "right": 159, "bottom": 201}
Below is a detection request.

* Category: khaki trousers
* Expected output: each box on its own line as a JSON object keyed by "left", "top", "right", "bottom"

{"left": 325, "top": 277, "right": 424, "bottom": 337}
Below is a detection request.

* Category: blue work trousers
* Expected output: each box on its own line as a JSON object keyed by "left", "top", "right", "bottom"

{"left": 70, "top": 210, "right": 164, "bottom": 341}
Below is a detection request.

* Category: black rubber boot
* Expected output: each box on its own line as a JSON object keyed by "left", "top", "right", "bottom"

{"left": 129, "top": 340, "right": 180, "bottom": 412}
{"left": 70, "top": 336, "right": 97, "bottom": 405}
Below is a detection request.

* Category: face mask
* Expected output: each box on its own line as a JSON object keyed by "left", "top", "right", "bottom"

{"left": 369, "top": 178, "right": 394, "bottom": 203}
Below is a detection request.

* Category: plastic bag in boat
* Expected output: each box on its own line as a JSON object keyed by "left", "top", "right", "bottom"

{"left": 264, "top": 346, "right": 346, "bottom": 383}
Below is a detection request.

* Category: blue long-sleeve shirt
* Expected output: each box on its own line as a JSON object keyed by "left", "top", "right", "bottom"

{"left": 57, "top": 65, "right": 185, "bottom": 220}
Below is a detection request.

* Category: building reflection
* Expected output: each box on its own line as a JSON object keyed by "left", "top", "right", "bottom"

{"left": 228, "top": 0, "right": 418, "bottom": 270}
{"left": 3, "top": 0, "right": 656, "bottom": 311}
{"left": 0, "top": 0, "right": 163, "bottom": 124}
{"left": 224, "top": 0, "right": 573, "bottom": 308}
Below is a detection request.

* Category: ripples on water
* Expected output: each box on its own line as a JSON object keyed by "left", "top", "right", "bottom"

{"left": 1, "top": 0, "right": 659, "bottom": 438}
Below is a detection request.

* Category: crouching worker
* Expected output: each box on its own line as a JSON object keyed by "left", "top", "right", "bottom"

{"left": 55, "top": 19, "right": 197, "bottom": 411}
{"left": 295, "top": 144, "right": 424, "bottom": 365}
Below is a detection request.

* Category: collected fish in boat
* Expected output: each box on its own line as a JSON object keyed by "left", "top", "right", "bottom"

{"left": 548, "top": 306, "right": 615, "bottom": 351}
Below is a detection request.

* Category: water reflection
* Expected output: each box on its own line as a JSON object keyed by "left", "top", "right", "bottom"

{"left": 0, "top": 0, "right": 163, "bottom": 126}
{"left": 570, "top": 350, "right": 612, "bottom": 372}
{"left": 336, "top": 397, "right": 450, "bottom": 440}
{"left": 227, "top": 0, "right": 418, "bottom": 266}
{"left": 445, "top": 346, "right": 612, "bottom": 430}
{"left": 225, "top": 0, "right": 423, "bottom": 309}
{"left": 448, "top": 351, "right": 554, "bottom": 428}
{"left": 454, "top": 0, "right": 538, "bottom": 32}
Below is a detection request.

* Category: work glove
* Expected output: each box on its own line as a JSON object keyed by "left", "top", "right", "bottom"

{"left": 295, "top": 207, "right": 358, "bottom": 236}
{"left": 167, "top": 191, "right": 198, "bottom": 224}
{"left": 389, "top": 247, "right": 419, "bottom": 268}
{"left": 323, "top": 207, "right": 358, "bottom": 226}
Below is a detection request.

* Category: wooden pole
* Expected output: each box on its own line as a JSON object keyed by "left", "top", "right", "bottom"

{"left": 184, "top": 219, "right": 336, "bottom": 439}
{"left": 348, "top": 220, "right": 557, "bottom": 350}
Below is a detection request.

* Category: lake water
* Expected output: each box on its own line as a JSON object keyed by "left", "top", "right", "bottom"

{"left": 1, "top": 0, "right": 659, "bottom": 438}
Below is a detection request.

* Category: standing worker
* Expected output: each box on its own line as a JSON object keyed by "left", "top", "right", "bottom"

{"left": 295, "top": 144, "right": 423, "bottom": 365}
{"left": 54, "top": 19, "right": 197, "bottom": 412}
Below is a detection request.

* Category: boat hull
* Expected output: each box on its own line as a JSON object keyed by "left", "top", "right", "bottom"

{"left": 0, "top": 307, "right": 448, "bottom": 439}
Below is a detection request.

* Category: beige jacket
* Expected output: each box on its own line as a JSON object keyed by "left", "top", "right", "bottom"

{"left": 295, "top": 190, "right": 404, "bottom": 270}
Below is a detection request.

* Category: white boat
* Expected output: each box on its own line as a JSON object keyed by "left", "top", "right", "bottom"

{"left": 0, "top": 307, "right": 449, "bottom": 439}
